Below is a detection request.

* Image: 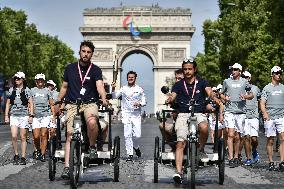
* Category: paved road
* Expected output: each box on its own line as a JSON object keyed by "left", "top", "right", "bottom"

{"left": 0, "top": 118, "right": 283, "bottom": 189}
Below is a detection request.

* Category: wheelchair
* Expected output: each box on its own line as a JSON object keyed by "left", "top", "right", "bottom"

{"left": 48, "top": 99, "right": 120, "bottom": 189}
{"left": 154, "top": 99, "right": 225, "bottom": 188}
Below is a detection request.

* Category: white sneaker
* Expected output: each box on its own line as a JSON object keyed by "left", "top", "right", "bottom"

{"left": 173, "top": 172, "right": 182, "bottom": 184}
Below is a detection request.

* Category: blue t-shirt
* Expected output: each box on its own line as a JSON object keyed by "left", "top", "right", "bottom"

{"left": 172, "top": 77, "right": 209, "bottom": 113}
{"left": 64, "top": 62, "right": 103, "bottom": 101}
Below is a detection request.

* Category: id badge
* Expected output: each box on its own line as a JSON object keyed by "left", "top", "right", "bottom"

{"left": 80, "top": 87, "right": 86, "bottom": 95}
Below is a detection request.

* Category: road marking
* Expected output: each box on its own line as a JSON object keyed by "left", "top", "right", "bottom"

{"left": 0, "top": 141, "right": 11, "bottom": 156}
{"left": 0, "top": 163, "right": 35, "bottom": 181}
{"left": 144, "top": 160, "right": 175, "bottom": 183}
{"left": 225, "top": 166, "right": 272, "bottom": 184}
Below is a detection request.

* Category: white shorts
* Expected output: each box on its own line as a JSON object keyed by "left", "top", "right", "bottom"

{"left": 10, "top": 116, "right": 29, "bottom": 129}
{"left": 264, "top": 118, "right": 284, "bottom": 137}
{"left": 224, "top": 113, "right": 245, "bottom": 134}
{"left": 244, "top": 118, "right": 259, "bottom": 137}
{"left": 32, "top": 116, "right": 51, "bottom": 129}
{"left": 209, "top": 114, "right": 225, "bottom": 130}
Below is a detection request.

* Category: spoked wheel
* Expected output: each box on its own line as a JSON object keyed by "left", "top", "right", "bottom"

{"left": 218, "top": 138, "right": 225, "bottom": 185}
{"left": 69, "top": 140, "right": 81, "bottom": 189}
{"left": 154, "top": 136, "right": 160, "bottom": 183}
{"left": 113, "top": 136, "right": 120, "bottom": 182}
{"left": 48, "top": 136, "right": 57, "bottom": 181}
{"left": 189, "top": 142, "right": 197, "bottom": 189}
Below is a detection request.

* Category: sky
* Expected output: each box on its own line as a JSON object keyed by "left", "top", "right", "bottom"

{"left": 0, "top": 0, "right": 220, "bottom": 113}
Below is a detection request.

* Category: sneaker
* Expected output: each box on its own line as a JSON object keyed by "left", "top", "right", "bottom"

{"left": 13, "top": 155, "right": 19, "bottom": 165}
{"left": 19, "top": 157, "right": 26, "bottom": 165}
{"left": 233, "top": 158, "right": 240, "bottom": 167}
{"left": 268, "top": 162, "right": 276, "bottom": 171}
{"left": 61, "top": 167, "right": 70, "bottom": 179}
{"left": 199, "top": 150, "right": 209, "bottom": 162}
{"left": 89, "top": 146, "right": 98, "bottom": 159}
{"left": 173, "top": 172, "right": 183, "bottom": 184}
{"left": 40, "top": 154, "right": 46, "bottom": 162}
{"left": 244, "top": 159, "right": 253, "bottom": 166}
{"left": 133, "top": 147, "right": 141, "bottom": 158}
{"left": 33, "top": 150, "right": 41, "bottom": 160}
{"left": 126, "top": 155, "right": 133, "bottom": 162}
{"left": 229, "top": 159, "right": 235, "bottom": 168}
{"left": 279, "top": 161, "right": 284, "bottom": 172}
{"left": 252, "top": 151, "right": 260, "bottom": 163}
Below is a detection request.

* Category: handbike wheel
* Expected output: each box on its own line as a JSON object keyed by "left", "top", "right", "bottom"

{"left": 69, "top": 140, "right": 81, "bottom": 189}
{"left": 113, "top": 136, "right": 120, "bottom": 182}
{"left": 154, "top": 136, "right": 160, "bottom": 183}
{"left": 48, "top": 136, "right": 56, "bottom": 181}
{"left": 218, "top": 138, "right": 225, "bottom": 185}
{"left": 190, "top": 142, "right": 196, "bottom": 189}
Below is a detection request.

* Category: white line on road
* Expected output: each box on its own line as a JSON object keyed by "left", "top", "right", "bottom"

{"left": 0, "top": 163, "right": 35, "bottom": 181}
{"left": 0, "top": 141, "right": 12, "bottom": 156}
{"left": 225, "top": 166, "right": 272, "bottom": 184}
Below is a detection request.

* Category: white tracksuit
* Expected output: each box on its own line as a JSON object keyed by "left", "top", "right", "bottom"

{"left": 112, "top": 84, "right": 146, "bottom": 155}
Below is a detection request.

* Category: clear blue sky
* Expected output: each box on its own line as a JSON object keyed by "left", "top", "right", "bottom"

{"left": 1, "top": 0, "right": 219, "bottom": 113}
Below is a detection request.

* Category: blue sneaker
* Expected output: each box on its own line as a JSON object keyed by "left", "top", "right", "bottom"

{"left": 252, "top": 151, "right": 260, "bottom": 163}
{"left": 244, "top": 159, "right": 253, "bottom": 166}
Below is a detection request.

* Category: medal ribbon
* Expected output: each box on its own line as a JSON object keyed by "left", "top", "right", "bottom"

{"left": 77, "top": 62, "right": 92, "bottom": 86}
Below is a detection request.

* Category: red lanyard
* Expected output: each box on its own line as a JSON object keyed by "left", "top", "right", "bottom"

{"left": 77, "top": 62, "right": 92, "bottom": 86}
{"left": 183, "top": 80, "right": 197, "bottom": 99}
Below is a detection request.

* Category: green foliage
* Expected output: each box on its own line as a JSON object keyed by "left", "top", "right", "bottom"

{"left": 0, "top": 7, "right": 77, "bottom": 88}
{"left": 201, "top": 0, "right": 284, "bottom": 89}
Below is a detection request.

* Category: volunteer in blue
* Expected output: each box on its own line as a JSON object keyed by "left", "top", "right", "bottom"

{"left": 58, "top": 41, "right": 108, "bottom": 179}
{"left": 165, "top": 58, "right": 222, "bottom": 184}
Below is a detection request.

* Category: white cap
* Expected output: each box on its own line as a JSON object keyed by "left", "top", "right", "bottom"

{"left": 47, "top": 80, "right": 56, "bottom": 87}
{"left": 242, "top": 71, "right": 251, "bottom": 78}
{"left": 35, "top": 73, "right": 45, "bottom": 80}
{"left": 232, "top": 63, "right": 242, "bottom": 71}
{"left": 217, "top": 84, "right": 223, "bottom": 90}
{"left": 271, "top": 66, "right": 282, "bottom": 75}
{"left": 14, "top": 71, "right": 25, "bottom": 79}
{"left": 212, "top": 87, "right": 217, "bottom": 91}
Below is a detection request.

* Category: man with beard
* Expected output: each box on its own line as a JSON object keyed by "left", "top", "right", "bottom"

{"left": 58, "top": 41, "right": 108, "bottom": 179}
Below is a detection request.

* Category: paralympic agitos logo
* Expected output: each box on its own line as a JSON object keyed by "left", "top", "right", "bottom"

{"left": 123, "top": 15, "right": 152, "bottom": 36}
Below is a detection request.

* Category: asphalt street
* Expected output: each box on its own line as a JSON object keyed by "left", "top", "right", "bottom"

{"left": 0, "top": 117, "right": 283, "bottom": 189}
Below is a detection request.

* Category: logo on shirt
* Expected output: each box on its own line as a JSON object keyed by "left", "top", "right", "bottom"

{"left": 232, "top": 84, "right": 241, "bottom": 88}
{"left": 35, "top": 93, "right": 45, "bottom": 97}
{"left": 272, "top": 90, "right": 283, "bottom": 96}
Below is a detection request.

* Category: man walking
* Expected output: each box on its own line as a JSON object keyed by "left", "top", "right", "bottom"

{"left": 260, "top": 66, "right": 284, "bottom": 171}
{"left": 111, "top": 71, "right": 146, "bottom": 161}
{"left": 242, "top": 71, "right": 261, "bottom": 165}
{"left": 219, "top": 63, "right": 254, "bottom": 168}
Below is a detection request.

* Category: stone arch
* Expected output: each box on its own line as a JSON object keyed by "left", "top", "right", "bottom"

{"left": 80, "top": 6, "right": 195, "bottom": 113}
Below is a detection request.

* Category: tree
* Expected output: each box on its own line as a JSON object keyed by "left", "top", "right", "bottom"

{"left": 0, "top": 7, "right": 76, "bottom": 87}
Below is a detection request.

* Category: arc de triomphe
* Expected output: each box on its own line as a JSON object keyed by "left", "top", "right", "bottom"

{"left": 79, "top": 6, "right": 195, "bottom": 113}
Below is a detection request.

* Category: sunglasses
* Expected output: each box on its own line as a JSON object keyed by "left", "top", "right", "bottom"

{"left": 232, "top": 68, "right": 240, "bottom": 71}
{"left": 183, "top": 58, "right": 195, "bottom": 64}
{"left": 242, "top": 75, "right": 250, "bottom": 79}
{"left": 14, "top": 77, "right": 22, "bottom": 80}
{"left": 273, "top": 71, "right": 282, "bottom": 75}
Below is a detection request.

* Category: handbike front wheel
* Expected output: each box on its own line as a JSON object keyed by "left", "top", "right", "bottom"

{"left": 69, "top": 140, "right": 81, "bottom": 189}
{"left": 189, "top": 142, "right": 197, "bottom": 189}
{"left": 48, "top": 136, "right": 56, "bottom": 181}
{"left": 154, "top": 136, "right": 160, "bottom": 183}
{"left": 218, "top": 138, "right": 225, "bottom": 185}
